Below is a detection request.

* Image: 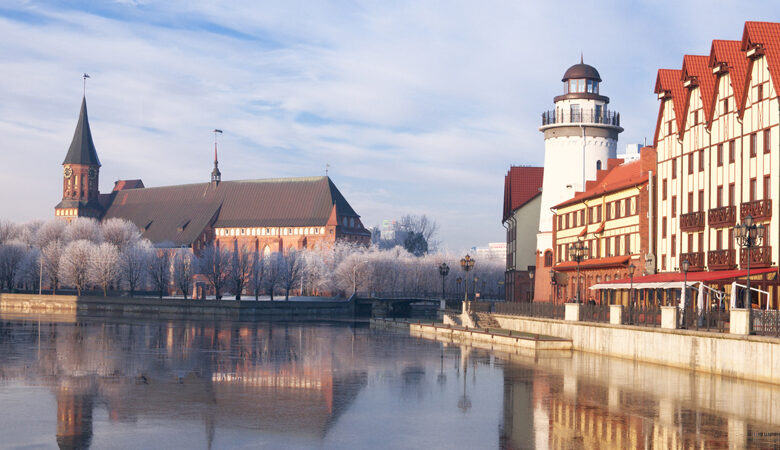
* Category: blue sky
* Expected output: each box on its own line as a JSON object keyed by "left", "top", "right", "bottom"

{"left": 2, "top": 1, "right": 780, "bottom": 252}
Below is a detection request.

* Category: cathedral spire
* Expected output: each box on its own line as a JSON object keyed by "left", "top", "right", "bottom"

{"left": 63, "top": 97, "right": 101, "bottom": 166}
{"left": 211, "top": 129, "right": 222, "bottom": 185}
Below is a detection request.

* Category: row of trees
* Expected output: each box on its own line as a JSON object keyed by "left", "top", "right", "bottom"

{"left": 0, "top": 218, "right": 505, "bottom": 300}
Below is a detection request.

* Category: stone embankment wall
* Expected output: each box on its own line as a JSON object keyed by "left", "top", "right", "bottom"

{"left": 0, "top": 293, "right": 354, "bottom": 319}
{"left": 492, "top": 314, "right": 780, "bottom": 385}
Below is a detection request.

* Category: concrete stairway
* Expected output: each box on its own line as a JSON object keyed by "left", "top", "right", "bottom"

{"left": 474, "top": 312, "right": 501, "bottom": 329}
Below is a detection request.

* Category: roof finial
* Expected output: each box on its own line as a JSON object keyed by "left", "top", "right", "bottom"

{"left": 211, "top": 129, "right": 223, "bottom": 185}
{"left": 82, "top": 73, "right": 90, "bottom": 97}
{"left": 580, "top": 52, "right": 583, "bottom": 64}
{"left": 326, "top": 163, "right": 330, "bottom": 176}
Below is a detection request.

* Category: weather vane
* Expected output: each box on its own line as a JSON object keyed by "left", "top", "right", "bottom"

{"left": 326, "top": 163, "right": 330, "bottom": 176}
{"left": 82, "top": 73, "right": 90, "bottom": 96}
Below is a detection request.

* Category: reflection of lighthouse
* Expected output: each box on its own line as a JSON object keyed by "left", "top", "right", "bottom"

{"left": 56, "top": 378, "right": 96, "bottom": 450}
{"left": 535, "top": 59, "right": 623, "bottom": 300}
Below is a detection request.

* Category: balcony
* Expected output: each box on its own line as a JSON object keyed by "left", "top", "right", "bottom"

{"left": 680, "top": 211, "right": 705, "bottom": 232}
{"left": 680, "top": 251, "right": 705, "bottom": 271}
{"left": 708, "top": 249, "right": 735, "bottom": 270}
{"left": 541, "top": 109, "right": 620, "bottom": 127}
{"left": 708, "top": 206, "right": 736, "bottom": 228}
{"left": 740, "top": 199, "right": 772, "bottom": 221}
{"left": 739, "top": 246, "right": 772, "bottom": 268}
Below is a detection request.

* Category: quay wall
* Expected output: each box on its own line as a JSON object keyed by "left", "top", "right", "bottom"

{"left": 0, "top": 293, "right": 354, "bottom": 319}
{"left": 492, "top": 314, "right": 780, "bottom": 385}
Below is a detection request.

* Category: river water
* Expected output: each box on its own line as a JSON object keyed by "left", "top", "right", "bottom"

{"left": 1, "top": 315, "right": 780, "bottom": 449}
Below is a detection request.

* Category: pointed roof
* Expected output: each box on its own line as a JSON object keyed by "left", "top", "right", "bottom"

{"left": 654, "top": 69, "right": 686, "bottom": 135}
{"left": 63, "top": 97, "right": 101, "bottom": 166}
{"left": 709, "top": 40, "right": 749, "bottom": 114}
{"left": 742, "top": 22, "right": 780, "bottom": 98}
{"left": 503, "top": 166, "right": 543, "bottom": 222}
{"left": 680, "top": 55, "right": 717, "bottom": 127}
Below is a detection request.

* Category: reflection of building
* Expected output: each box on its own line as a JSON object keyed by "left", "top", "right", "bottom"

{"left": 503, "top": 167, "right": 544, "bottom": 302}
{"left": 56, "top": 379, "right": 95, "bottom": 450}
{"left": 54, "top": 97, "right": 370, "bottom": 250}
{"left": 534, "top": 60, "right": 624, "bottom": 302}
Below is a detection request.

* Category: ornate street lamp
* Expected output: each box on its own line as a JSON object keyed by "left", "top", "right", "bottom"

{"left": 438, "top": 262, "right": 450, "bottom": 301}
{"left": 680, "top": 258, "right": 690, "bottom": 327}
{"left": 568, "top": 240, "right": 589, "bottom": 303}
{"left": 735, "top": 214, "right": 765, "bottom": 310}
{"left": 528, "top": 268, "right": 535, "bottom": 301}
{"left": 549, "top": 269, "right": 557, "bottom": 303}
{"left": 460, "top": 254, "right": 475, "bottom": 303}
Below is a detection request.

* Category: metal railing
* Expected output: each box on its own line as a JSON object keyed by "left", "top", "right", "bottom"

{"left": 580, "top": 304, "right": 609, "bottom": 323}
{"left": 680, "top": 307, "right": 730, "bottom": 333}
{"left": 493, "top": 302, "right": 565, "bottom": 320}
{"left": 623, "top": 306, "right": 661, "bottom": 327}
{"left": 541, "top": 109, "right": 620, "bottom": 127}
{"left": 752, "top": 310, "right": 780, "bottom": 337}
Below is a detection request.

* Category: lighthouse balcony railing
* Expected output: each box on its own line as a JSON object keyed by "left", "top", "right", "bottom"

{"left": 542, "top": 110, "right": 620, "bottom": 127}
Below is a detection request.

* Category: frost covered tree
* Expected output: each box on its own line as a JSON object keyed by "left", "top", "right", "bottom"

{"left": 172, "top": 249, "right": 194, "bottom": 299}
{"left": 90, "top": 242, "right": 120, "bottom": 297}
{"left": 119, "top": 241, "right": 151, "bottom": 297}
{"left": 101, "top": 218, "right": 142, "bottom": 250}
{"left": 279, "top": 249, "right": 303, "bottom": 300}
{"left": 41, "top": 241, "right": 63, "bottom": 294}
{"left": 198, "top": 244, "right": 231, "bottom": 300}
{"left": 64, "top": 217, "right": 102, "bottom": 243}
{"left": 0, "top": 220, "right": 18, "bottom": 245}
{"left": 16, "top": 247, "right": 42, "bottom": 292}
{"left": 249, "top": 252, "right": 265, "bottom": 300}
{"left": 0, "top": 241, "right": 27, "bottom": 290}
{"left": 59, "top": 240, "right": 94, "bottom": 295}
{"left": 262, "top": 253, "right": 282, "bottom": 301}
{"left": 36, "top": 220, "right": 67, "bottom": 249}
{"left": 147, "top": 249, "right": 171, "bottom": 299}
{"left": 228, "top": 246, "right": 253, "bottom": 300}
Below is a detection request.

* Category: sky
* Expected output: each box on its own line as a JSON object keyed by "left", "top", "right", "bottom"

{"left": 2, "top": 1, "right": 780, "bottom": 252}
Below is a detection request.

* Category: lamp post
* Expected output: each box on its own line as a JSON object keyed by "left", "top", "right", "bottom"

{"left": 528, "top": 268, "right": 535, "bottom": 302}
{"left": 473, "top": 276, "right": 479, "bottom": 301}
{"left": 460, "top": 254, "right": 475, "bottom": 304}
{"left": 438, "top": 262, "right": 450, "bottom": 301}
{"left": 628, "top": 263, "right": 636, "bottom": 323}
{"left": 456, "top": 277, "right": 462, "bottom": 301}
{"left": 734, "top": 214, "right": 765, "bottom": 310}
{"left": 680, "top": 258, "right": 689, "bottom": 328}
{"left": 549, "top": 269, "right": 557, "bottom": 304}
{"left": 568, "top": 240, "right": 589, "bottom": 303}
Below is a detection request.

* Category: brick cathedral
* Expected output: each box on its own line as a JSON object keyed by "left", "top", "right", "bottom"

{"left": 54, "top": 96, "right": 371, "bottom": 252}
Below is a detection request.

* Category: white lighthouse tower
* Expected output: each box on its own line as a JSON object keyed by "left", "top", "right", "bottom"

{"left": 534, "top": 60, "right": 623, "bottom": 299}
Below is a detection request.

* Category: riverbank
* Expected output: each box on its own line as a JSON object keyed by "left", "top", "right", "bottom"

{"left": 0, "top": 293, "right": 355, "bottom": 319}
{"left": 370, "top": 318, "right": 572, "bottom": 354}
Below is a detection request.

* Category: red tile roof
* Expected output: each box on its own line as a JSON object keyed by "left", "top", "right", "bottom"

{"left": 709, "top": 40, "right": 748, "bottom": 115}
{"left": 553, "top": 158, "right": 646, "bottom": 209}
{"left": 603, "top": 267, "right": 777, "bottom": 284}
{"left": 113, "top": 179, "right": 145, "bottom": 191}
{"left": 681, "top": 55, "right": 716, "bottom": 126}
{"left": 742, "top": 22, "right": 780, "bottom": 101}
{"left": 654, "top": 69, "right": 686, "bottom": 134}
{"left": 503, "top": 166, "right": 543, "bottom": 222}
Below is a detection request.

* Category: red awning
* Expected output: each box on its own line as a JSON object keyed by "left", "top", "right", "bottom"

{"left": 603, "top": 267, "right": 777, "bottom": 285}
{"left": 554, "top": 255, "right": 630, "bottom": 272}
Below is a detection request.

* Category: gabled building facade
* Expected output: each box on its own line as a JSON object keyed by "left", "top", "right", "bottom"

{"left": 503, "top": 166, "right": 544, "bottom": 302}
{"left": 653, "top": 21, "right": 780, "bottom": 308}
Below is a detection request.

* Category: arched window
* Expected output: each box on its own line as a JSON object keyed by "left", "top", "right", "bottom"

{"left": 596, "top": 160, "right": 602, "bottom": 171}
{"left": 262, "top": 246, "right": 271, "bottom": 257}
{"left": 544, "top": 250, "right": 553, "bottom": 267}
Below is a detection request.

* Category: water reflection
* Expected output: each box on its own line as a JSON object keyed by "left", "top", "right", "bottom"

{"left": 2, "top": 315, "right": 780, "bottom": 448}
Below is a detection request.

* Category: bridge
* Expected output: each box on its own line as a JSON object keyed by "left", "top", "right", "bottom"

{"left": 351, "top": 293, "right": 445, "bottom": 318}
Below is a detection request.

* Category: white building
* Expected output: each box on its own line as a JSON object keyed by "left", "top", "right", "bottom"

{"left": 534, "top": 60, "right": 624, "bottom": 300}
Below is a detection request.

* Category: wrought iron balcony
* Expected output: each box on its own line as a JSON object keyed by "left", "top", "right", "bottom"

{"left": 740, "top": 246, "right": 772, "bottom": 268}
{"left": 681, "top": 252, "right": 705, "bottom": 271}
{"left": 740, "top": 199, "right": 772, "bottom": 221}
{"left": 708, "top": 206, "right": 736, "bottom": 228}
{"left": 680, "top": 211, "right": 705, "bottom": 232}
{"left": 541, "top": 109, "right": 620, "bottom": 127}
{"left": 708, "top": 249, "right": 735, "bottom": 270}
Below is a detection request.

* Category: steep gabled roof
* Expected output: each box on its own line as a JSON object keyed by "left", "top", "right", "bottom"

{"left": 654, "top": 69, "right": 686, "bottom": 136}
{"left": 503, "top": 166, "right": 543, "bottom": 222}
{"left": 102, "top": 176, "right": 360, "bottom": 246}
{"left": 742, "top": 21, "right": 780, "bottom": 100}
{"left": 63, "top": 97, "right": 101, "bottom": 166}
{"left": 681, "top": 55, "right": 717, "bottom": 127}
{"left": 709, "top": 40, "right": 749, "bottom": 115}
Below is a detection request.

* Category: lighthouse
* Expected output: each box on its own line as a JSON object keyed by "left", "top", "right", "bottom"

{"left": 534, "top": 59, "right": 623, "bottom": 301}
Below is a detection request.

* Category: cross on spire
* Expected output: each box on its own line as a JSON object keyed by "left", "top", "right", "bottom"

{"left": 211, "top": 129, "right": 223, "bottom": 185}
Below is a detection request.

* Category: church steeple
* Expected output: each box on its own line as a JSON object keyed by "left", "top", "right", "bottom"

{"left": 211, "top": 129, "right": 222, "bottom": 186}
{"left": 55, "top": 95, "right": 103, "bottom": 221}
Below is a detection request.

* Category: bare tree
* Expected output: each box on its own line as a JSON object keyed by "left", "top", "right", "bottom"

{"left": 172, "top": 249, "right": 194, "bottom": 299}
{"left": 0, "top": 220, "right": 19, "bottom": 245}
{"left": 59, "top": 240, "right": 94, "bottom": 296}
{"left": 120, "top": 241, "right": 151, "bottom": 297}
{"left": 147, "top": 248, "right": 172, "bottom": 299}
{"left": 64, "top": 217, "right": 102, "bottom": 243}
{"left": 279, "top": 249, "right": 304, "bottom": 300}
{"left": 102, "top": 218, "right": 142, "bottom": 250}
{"left": 90, "top": 242, "right": 120, "bottom": 297}
{"left": 249, "top": 252, "right": 264, "bottom": 300}
{"left": 41, "top": 241, "right": 63, "bottom": 294}
{"left": 198, "top": 244, "right": 231, "bottom": 300}
{"left": 228, "top": 246, "right": 253, "bottom": 300}
{"left": 0, "top": 242, "right": 26, "bottom": 290}
{"left": 262, "top": 253, "right": 282, "bottom": 301}
{"left": 399, "top": 214, "right": 439, "bottom": 252}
